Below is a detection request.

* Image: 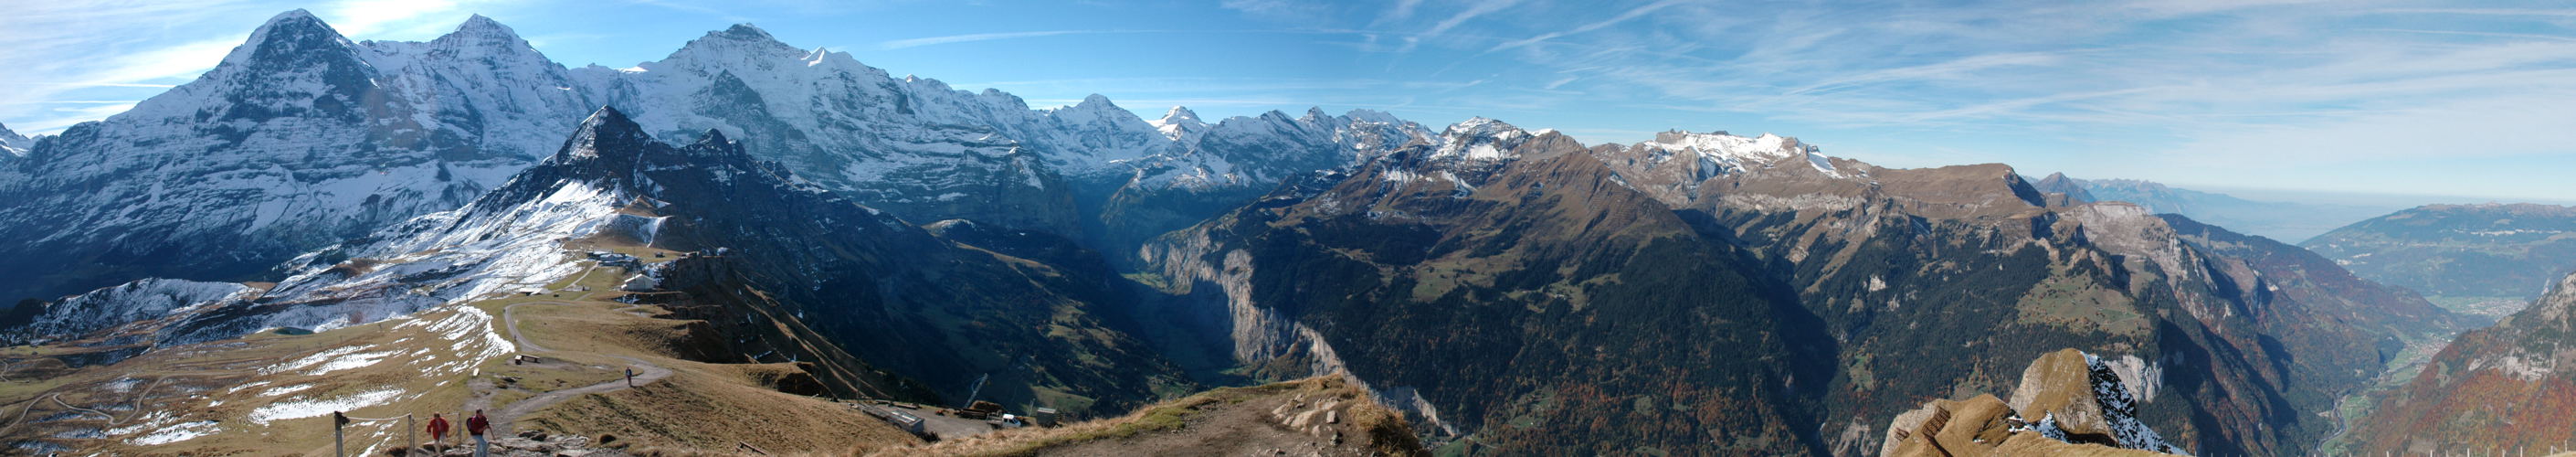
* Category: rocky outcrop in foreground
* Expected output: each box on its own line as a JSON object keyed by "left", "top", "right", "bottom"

{"left": 1884, "top": 348, "right": 2190, "bottom": 456}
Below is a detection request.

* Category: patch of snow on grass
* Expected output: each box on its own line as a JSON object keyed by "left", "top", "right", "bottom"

{"left": 105, "top": 410, "right": 174, "bottom": 436}
{"left": 248, "top": 388, "right": 403, "bottom": 424}
{"left": 131, "top": 420, "right": 219, "bottom": 445}
{"left": 304, "top": 350, "right": 397, "bottom": 376}
{"left": 258, "top": 384, "right": 314, "bottom": 398}
{"left": 221, "top": 380, "right": 271, "bottom": 395}
{"left": 264, "top": 345, "right": 365, "bottom": 375}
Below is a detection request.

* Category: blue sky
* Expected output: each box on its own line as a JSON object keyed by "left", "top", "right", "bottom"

{"left": 5, "top": 0, "right": 2573, "bottom": 202}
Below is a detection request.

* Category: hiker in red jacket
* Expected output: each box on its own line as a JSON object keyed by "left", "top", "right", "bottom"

{"left": 426, "top": 413, "right": 450, "bottom": 451}
{"left": 467, "top": 409, "right": 491, "bottom": 457}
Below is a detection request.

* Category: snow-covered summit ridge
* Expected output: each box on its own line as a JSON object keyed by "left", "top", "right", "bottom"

{"left": 219, "top": 9, "right": 353, "bottom": 67}
{"left": 1622, "top": 130, "right": 1844, "bottom": 178}
{"left": 1149, "top": 106, "right": 1209, "bottom": 143}
{"left": 1643, "top": 130, "right": 1811, "bottom": 158}
{"left": 1431, "top": 117, "right": 1534, "bottom": 161}
{"left": 0, "top": 122, "right": 30, "bottom": 157}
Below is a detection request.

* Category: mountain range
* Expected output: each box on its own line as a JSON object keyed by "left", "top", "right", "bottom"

{"left": 1139, "top": 120, "right": 2465, "bottom": 454}
{"left": 0, "top": 10, "right": 2542, "bottom": 456}
{"left": 0, "top": 10, "right": 1431, "bottom": 304}
{"left": 2029, "top": 173, "right": 2405, "bottom": 244}
{"left": 2301, "top": 203, "right": 2576, "bottom": 318}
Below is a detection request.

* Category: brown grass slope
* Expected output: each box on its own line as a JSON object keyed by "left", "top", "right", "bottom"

{"left": 887, "top": 375, "right": 1425, "bottom": 457}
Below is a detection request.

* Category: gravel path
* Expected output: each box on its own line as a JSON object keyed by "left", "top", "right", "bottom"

{"left": 489, "top": 301, "right": 674, "bottom": 433}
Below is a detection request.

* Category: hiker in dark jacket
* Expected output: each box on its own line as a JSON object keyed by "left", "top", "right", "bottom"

{"left": 467, "top": 409, "right": 491, "bottom": 457}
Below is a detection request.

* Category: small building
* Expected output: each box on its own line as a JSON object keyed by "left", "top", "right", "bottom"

{"left": 1031, "top": 407, "right": 1059, "bottom": 427}
{"left": 884, "top": 409, "right": 925, "bottom": 436}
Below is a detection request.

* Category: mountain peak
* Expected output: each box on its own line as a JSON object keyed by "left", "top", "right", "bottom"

{"left": 454, "top": 14, "right": 516, "bottom": 37}
{"left": 223, "top": 9, "right": 356, "bottom": 67}
{"left": 1345, "top": 109, "right": 1402, "bottom": 125}
{"left": 249, "top": 8, "right": 333, "bottom": 38}
{"left": 0, "top": 122, "right": 28, "bottom": 156}
{"left": 267, "top": 8, "right": 322, "bottom": 26}
{"left": 665, "top": 23, "right": 802, "bottom": 64}
{"left": 1160, "top": 106, "right": 1199, "bottom": 122}
{"left": 553, "top": 106, "right": 650, "bottom": 165}
{"left": 719, "top": 23, "right": 776, "bottom": 41}
{"left": 1430, "top": 117, "right": 1533, "bottom": 161}
{"left": 1078, "top": 93, "right": 1115, "bottom": 107}
{"left": 428, "top": 14, "right": 530, "bottom": 51}
{"left": 1446, "top": 116, "right": 1519, "bottom": 135}
{"left": 1149, "top": 106, "right": 1209, "bottom": 143}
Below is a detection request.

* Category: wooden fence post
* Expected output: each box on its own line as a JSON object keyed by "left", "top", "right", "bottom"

{"left": 333, "top": 411, "right": 348, "bottom": 457}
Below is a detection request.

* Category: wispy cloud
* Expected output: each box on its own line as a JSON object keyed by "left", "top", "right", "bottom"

{"left": 1219, "top": 0, "right": 1329, "bottom": 23}
{"left": 881, "top": 30, "right": 1128, "bottom": 50}
{"left": 2365, "top": 7, "right": 2576, "bottom": 17}
{"left": 1488, "top": 0, "right": 1680, "bottom": 52}
{"left": 0, "top": 100, "right": 145, "bottom": 105}
{"left": 1225, "top": 0, "right": 2576, "bottom": 199}
{"left": 3, "top": 82, "right": 181, "bottom": 89}
{"left": 1423, "top": 0, "right": 1519, "bottom": 37}
{"left": 2360, "top": 28, "right": 2576, "bottom": 42}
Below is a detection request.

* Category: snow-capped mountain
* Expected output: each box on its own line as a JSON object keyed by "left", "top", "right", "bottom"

{"left": 0, "top": 122, "right": 30, "bottom": 158}
{"left": 1087, "top": 108, "right": 1442, "bottom": 257}
{"left": 0, "top": 10, "right": 1454, "bottom": 303}
{"left": 1148, "top": 106, "right": 1210, "bottom": 144}
{"left": 574, "top": 25, "right": 1088, "bottom": 233}
{"left": 1145, "top": 107, "right": 1439, "bottom": 189}
{"left": 0, "top": 10, "right": 592, "bottom": 303}
{"left": 575, "top": 23, "right": 1439, "bottom": 238}
{"left": 0, "top": 279, "right": 259, "bottom": 345}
